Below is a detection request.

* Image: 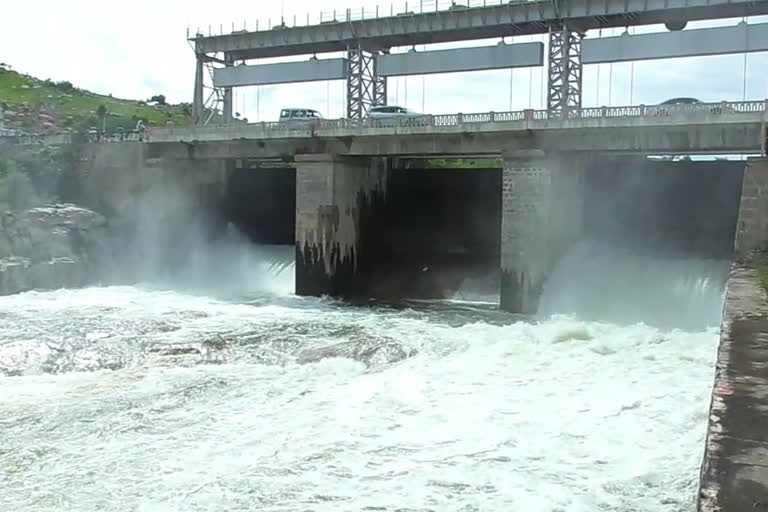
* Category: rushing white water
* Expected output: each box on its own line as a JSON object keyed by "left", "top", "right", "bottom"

{"left": 0, "top": 244, "right": 722, "bottom": 511}
{"left": 539, "top": 241, "right": 730, "bottom": 331}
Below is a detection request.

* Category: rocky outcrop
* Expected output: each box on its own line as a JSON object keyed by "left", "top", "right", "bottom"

{"left": 297, "top": 337, "right": 415, "bottom": 367}
{"left": 0, "top": 204, "right": 109, "bottom": 295}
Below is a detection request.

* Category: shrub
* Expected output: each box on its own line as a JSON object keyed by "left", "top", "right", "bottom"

{"left": 55, "top": 80, "right": 74, "bottom": 92}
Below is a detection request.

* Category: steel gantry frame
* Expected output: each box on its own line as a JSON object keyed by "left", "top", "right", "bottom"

{"left": 346, "top": 46, "right": 387, "bottom": 120}
{"left": 547, "top": 25, "right": 584, "bottom": 119}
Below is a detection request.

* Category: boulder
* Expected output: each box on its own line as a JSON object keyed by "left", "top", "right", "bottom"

{"left": 0, "top": 204, "right": 109, "bottom": 295}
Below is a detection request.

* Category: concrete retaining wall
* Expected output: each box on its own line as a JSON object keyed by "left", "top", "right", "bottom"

{"left": 735, "top": 158, "right": 768, "bottom": 256}
{"left": 698, "top": 267, "right": 768, "bottom": 511}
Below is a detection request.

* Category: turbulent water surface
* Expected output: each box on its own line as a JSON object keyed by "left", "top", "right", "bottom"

{"left": 0, "top": 244, "right": 723, "bottom": 511}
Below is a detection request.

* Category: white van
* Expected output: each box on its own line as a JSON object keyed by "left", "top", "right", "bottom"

{"left": 279, "top": 108, "right": 323, "bottom": 123}
{"left": 366, "top": 105, "right": 421, "bottom": 119}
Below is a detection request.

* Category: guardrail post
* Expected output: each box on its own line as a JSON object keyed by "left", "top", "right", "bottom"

{"left": 490, "top": 111, "right": 496, "bottom": 122}
{"left": 640, "top": 104, "right": 646, "bottom": 116}
{"left": 600, "top": 106, "right": 607, "bottom": 118}
{"left": 524, "top": 109, "right": 533, "bottom": 121}
{"left": 458, "top": 113, "right": 464, "bottom": 125}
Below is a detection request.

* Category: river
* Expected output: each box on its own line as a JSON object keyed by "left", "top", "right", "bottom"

{"left": 0, "top": 242, "right": 727, "bottom": 511}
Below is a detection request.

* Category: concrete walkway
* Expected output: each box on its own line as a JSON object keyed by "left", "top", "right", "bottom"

{"left": 699, "top": 266, "right": 768, "bottom": 511}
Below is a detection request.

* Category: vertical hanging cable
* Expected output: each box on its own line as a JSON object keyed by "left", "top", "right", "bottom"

{"left": 395, "top": 78, "right": 399, "bottom": 106}
{"left": 404, "top": 76, "right": 408, "bottom": 108}
{"left": 528, "top": 35, "right": 534, "bottom": 108}
{"left": 422, "top": 75, "right": 426, "bottom": 113}
{"left": 528, "top": 66, "right": 533, "bottom": 108}
{"left": 629, "top": 28, "right": 635, "bottom": 105}
{"left": 422, "top": 44, "right": 427, "bottom": 113}
{"left": 595, "top": 28, "right": 602, "bottom": 106}
{"left": 608, "top": 29, "right": 614, "bottom": 106}
{"left": 743, "top": 17, "right": 749, "bottom": 101}
{"left": 539, "top": 33, "right": 544, "bottom": 108}
{"left": 509, "top": 69, "right": 514, "bottom": 111}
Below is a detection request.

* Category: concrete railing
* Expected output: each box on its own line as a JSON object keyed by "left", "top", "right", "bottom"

{"left": 2, "top": 101, "right": 766, "bottom": 147}
{"left": 0, "top": 130, "right": 145, "bottom": 146}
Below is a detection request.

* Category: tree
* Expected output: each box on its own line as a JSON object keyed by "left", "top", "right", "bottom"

{"left": 149, "top": 94, "right": 167, "bottom": 105}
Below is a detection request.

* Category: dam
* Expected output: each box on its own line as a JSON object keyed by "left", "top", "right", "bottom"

{"left": 0, "top": 143, "right": 753, "bottom": 510}
{"left": 2, "top": 98, "right": 768, "bottom": 511}
{"left": 6, "top": 131, "right": 752, "bottom": 510}
{"left": 4, "top": 0, "right": 768, "bottom": 508}
{"left": 73, "top": 140, "right": 755, "bottom": 310}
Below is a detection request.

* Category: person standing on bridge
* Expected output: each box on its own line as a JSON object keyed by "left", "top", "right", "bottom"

{"left": 135, "top": 119, "right": 146, "bottom": 141}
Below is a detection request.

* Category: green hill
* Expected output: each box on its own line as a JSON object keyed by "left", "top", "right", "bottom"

{"left": 0, "top": 67, "right": 193, "bottom": 134}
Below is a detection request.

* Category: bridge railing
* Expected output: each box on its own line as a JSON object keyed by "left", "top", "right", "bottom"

{"left": 191, "top": 0, "right": 545, "bottom": 37}
{"left": 3, "top": 100, "right": 766, "bottom": 146}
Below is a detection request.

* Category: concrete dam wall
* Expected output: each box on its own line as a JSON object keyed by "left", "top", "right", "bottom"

{"left": 64, "top": 144, "right": 752, "bottom": 314}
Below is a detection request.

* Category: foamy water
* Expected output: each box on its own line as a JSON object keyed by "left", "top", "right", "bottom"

{"left": 0, "top": 245, "right": 721, "bottom": 511}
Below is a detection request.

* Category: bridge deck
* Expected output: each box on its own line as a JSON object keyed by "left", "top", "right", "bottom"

{"left": 192, "top": 0, "right": 768, "bottom": 60}
{"left": 3, "top": 102, "right": 766, "bottom": 157}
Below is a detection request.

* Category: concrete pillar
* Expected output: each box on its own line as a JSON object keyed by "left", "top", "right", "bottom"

{"left": 295, "top": 154, "right": 388, "bottom": 297}
{"left": 193, "top": 57, "right": 205, "bottom": 125}
{"left": 222, "top": 54, "right": 234, "bottom": 124}
{"left": 735, "top": 157, "right": 768, "bottom": 256}
{"left": 500, "top": 155, "right": 585, "bottom": 313}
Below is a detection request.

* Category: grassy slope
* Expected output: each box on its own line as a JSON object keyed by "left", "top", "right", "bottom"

{"left": 0, "top": 68, "right": 192, "bottom": 132}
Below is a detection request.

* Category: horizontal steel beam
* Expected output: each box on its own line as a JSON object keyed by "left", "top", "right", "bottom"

{"left": 378, "top": 43, "right": 543, "bottom": 77}
{"left": 192, "top": 0, "right": 768, "bottom": 60}
{"left": 213, "top": 58, "right": 347, "bottom": 87}
{"left": 584, "top": 22, "right": 768, "bottom": 64}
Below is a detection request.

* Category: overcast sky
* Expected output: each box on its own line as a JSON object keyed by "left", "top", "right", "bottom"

{"left": 2, "top": 1, "right": 768, "bottom": 122}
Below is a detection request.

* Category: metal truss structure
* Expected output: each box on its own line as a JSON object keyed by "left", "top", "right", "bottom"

{"left": 547, "top": 26, "right": 584, "bottom": 119}
{"left": 346, "top": 47, "right": 387, "bottom": 120}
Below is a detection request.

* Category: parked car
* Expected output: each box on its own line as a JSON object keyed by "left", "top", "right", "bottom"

{"left": 661, "top": 97, "right": 700, "bottom": 106}
{"left": 279, "top": 108, "right": 323, "bottom": 124}
{"left": 365, "top": 105, "right": 428, "bottom": 127}
{"left": 651, "top": 97, "right": 732, "bottom": 115}
{"left": 366, "top": 105, "right": 423, "bottom": 120}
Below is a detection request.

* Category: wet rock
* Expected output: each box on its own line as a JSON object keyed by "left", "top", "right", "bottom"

{"left": 297, "top": 337, "right": 415, "bottom": 367}
{"left": 148, "top": 344, "right": 202, "bottom": 357}
{"left": 146, "top": 343, "right": 206, "bottom": 367}
{"left": 0, "top": 204, "right": 109, "bottom": 295}
{"left": 147, "top": 342, "right": 230, "bottom": 367}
